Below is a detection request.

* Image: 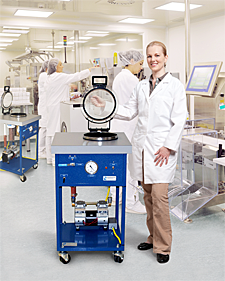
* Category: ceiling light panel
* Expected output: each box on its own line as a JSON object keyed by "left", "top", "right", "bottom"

{"left": 119, "top": 18, "right": 154, "bottom": 24}
{"left": 98, "top": 43, "right": 116, "bottom": 46}
{"left": 116, "top": 38, "right": 138, "bottom": 42}
{"left": 0, "top": 44, "right": 12, "bottom": 46}
{"left": 70, "top": 36, "right": 92, "bottom": 40}
{"left": 14, "top": 10, "right": 53, "bottom": 18}
{"left": 73, "top": 41, "right": 87, "bottom": 43}
{"left": 0, "top": 33, "right": 21, "bottom": 37}
{"left": 85, "top": 34, "right": 108, "bottom": 37}
{"left": 3, "top": 26, "right": 29, "bottom": 29}
{"left": 87, "top": 31, "right": 109, "bottom": 34}
{"left": 2, "top": 29, "right": 29, "bottom": 34}
{"left": 0, "top": 39, "right": 18, "bottom": 42}
{"left": 39, "top": 49, "right": 60, "bottom": 52}
{"left": 155, "top": 2, "right": 202, "bottom": 12}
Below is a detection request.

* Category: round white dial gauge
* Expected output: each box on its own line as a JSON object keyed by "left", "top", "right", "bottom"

{"left": 85, "top": 161, "right": 98, "bottom": 174}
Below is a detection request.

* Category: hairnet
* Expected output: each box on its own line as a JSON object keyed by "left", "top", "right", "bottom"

{"left": 39, "top": 60, "right": 49, "bottom": 73}
{"left": 118, "top": 50, "right": 144, "bottom": 66}
{"left": 47, "top": 58, "right": 59, "bottom": 75}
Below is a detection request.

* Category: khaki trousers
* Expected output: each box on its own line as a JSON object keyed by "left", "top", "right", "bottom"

{"left": 142, "top": 153, "right": 172, "bottom": 255}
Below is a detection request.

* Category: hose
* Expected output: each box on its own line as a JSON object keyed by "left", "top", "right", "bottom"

{"left": 105, "top": 186, "right": 110, "bottom": 201}
{"left": 112, "top": 227, "right": 121, "bottom": 244}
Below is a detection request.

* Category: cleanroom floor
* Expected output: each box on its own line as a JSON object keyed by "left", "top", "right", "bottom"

{"left": 0, "top": 149, "right": 224, "bottom": 281}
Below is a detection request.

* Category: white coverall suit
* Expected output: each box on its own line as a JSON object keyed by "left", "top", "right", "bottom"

{"left": 38, "top": 71, "right": 47, "bottom": 157}
{"left": 45, "top": 69, "right": 90, "bottom": 164}
{"left": 111, "top": 69, "right": 141, "bottom": 209}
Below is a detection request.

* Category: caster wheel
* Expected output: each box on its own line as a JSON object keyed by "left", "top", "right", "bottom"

{"left": 59, "top": 255, "right": 71, "bottom": 264}
{"left": 114, "top": 255, "right": 123, "bottom": 263}
{"left": 33, "top": 163, "right": 38, "bottom": 169}
{"left": 20, "top": 175, "right": 26, "bottom": 182}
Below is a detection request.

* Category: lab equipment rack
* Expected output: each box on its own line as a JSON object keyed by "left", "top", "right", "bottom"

{"left": 0, "top": 114, "right": 41, "bottom": 182}
{"left": 51, "top": 132, "right": 132, "bottom": 264}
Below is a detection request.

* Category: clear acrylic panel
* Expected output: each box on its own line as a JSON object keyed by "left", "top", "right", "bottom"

{"left": 169, "top": 118, "right": 218, "bottom": 221}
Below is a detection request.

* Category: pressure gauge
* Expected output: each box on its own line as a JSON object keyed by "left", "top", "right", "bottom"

{"left": 85, "top": 160, "right": 98, "bottom": 175}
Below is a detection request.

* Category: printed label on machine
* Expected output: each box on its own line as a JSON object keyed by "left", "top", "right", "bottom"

{"left": 103, "top": 176, "right": 117, "bottom": 181}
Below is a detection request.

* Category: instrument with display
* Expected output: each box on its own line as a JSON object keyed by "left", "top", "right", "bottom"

{"left": 82, "top": 76, "right": 118, "bottom": 141}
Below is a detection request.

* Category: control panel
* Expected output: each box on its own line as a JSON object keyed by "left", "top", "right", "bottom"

{"left": 56, "top": 153, "right": 126, "bottom": 186}
{"left": 21, "top": 120, "right": 39, "bottom": 141}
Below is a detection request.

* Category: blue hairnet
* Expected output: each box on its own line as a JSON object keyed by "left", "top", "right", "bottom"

{"left": 47, "top": 58, "right": 59, "bottom": 75}
{"left": 39, "top": 60, "right": 49, "bottom": 73}
{"left": 118, "top": 50, "right": 144, "bottom": 66}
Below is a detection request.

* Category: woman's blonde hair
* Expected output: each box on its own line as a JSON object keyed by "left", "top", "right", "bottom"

{"left": 146, "top": 41, "right": 167, "bottom": 56}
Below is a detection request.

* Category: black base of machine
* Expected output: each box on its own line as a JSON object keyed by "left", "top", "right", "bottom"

{"left": 10, "top": 112, "right": 27, "bottom": 118}
{"left": 83, "top": 132, "right": 118, "bottom": 141}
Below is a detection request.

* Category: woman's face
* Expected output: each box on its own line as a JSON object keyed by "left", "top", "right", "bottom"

{"left": 130, "top": 59, "right": 144, "bottom": 75}
{"left": 56, "top": 61, "right": 63, "bottom": 73}
{"left": 146, "top": 45, "right": 168, "bottom": 74}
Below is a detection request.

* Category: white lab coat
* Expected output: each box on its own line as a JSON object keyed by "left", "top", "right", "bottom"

{"left": 45, "top": 69, "right": 90, "bottom": 137}
{"left": 38, "top": 72, "right": 47, "bottom": 127}
{"left": 111, "top": 69, "right": 138, "bottom": 141}
{"left": 115, "top": 73, "right": 187, "bottom": 184}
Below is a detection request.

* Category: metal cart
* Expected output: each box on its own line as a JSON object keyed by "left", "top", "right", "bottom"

{"left": 0, "top": 114, "right": 41, "bottom": 182}
{"left": 51, "top": 132, "right": 131, "bottom": 264}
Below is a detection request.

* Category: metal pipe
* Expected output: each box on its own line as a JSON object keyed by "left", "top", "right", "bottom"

{"left": 185, "top": 0, "right": 190, "bottom": 83}
{"left": 74, "top": 30, "right": 80, "bottom": 73}
{"left": 51, "top": 30, "right": 55, "bottom": 58}
{"left": 185, "top": 0, "right": 191, "bottom": 113}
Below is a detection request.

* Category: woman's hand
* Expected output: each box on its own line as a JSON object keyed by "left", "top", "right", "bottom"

{"left": 154, "top": 147, "right": 171, "bottom": 167}
{"left": 91, "top": 95, "right": 106, "bottom": 107}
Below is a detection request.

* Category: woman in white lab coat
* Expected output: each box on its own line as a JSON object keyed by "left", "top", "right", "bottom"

{"left": 45, "top": 58, "right": 91, "bottom": 165}
{"left": 92, "top": 41, "right": 187, "bottom": 263}
{"left": 38, "top": 60, "right": 48, "bottom": 158}
{"left": 111, "top": 50, "right": 146, "bottom": 214}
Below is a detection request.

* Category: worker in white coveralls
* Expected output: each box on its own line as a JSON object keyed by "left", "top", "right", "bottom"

{"left": 45, "top": 58, "right": 92, "bottom": 165}
{"left": 111, "top": 49, "right": 146, "bottom": 214}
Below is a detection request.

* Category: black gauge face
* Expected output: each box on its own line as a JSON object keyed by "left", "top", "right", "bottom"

{"left": 2, "top": 91, "right": 13, "bottom": 109}
{"left": 82, "top": 87, "right": 117, "bottom": 124}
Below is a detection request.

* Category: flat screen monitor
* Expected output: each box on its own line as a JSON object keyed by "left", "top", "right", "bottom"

{"left": 186, "top": 61, "right": 222, "bottom": 97}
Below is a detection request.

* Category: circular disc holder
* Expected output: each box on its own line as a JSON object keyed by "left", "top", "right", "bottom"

{"left": 1, "top": 86, "right": 13, "bottom": 115}
{"left": 82, "top": 76, "right": 118, "bottom": 141}
{"left": 1, "top": 86, "right": 27, "bottom": 117}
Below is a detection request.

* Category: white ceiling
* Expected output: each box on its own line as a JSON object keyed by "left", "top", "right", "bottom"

{"left": 0, "top": 0, "right": 224, "bottom": 52}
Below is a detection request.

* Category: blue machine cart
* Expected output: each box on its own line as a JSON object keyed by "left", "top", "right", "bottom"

{"left": 0, "top": 114, "right": 41, "bottom": 182}
{"left": 51, "top": 132, "right": 131, "bottom": 264}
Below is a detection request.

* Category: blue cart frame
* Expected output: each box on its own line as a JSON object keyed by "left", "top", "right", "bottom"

{"left": 52, "top": 132, "right": 131, "bottom": 264}
{"left": 0, "top": 116, "right": 40, "bottom": 182}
